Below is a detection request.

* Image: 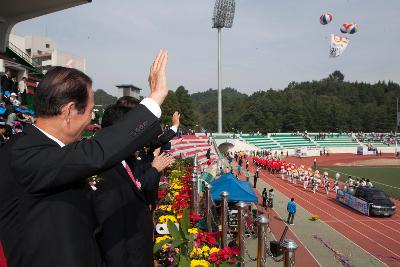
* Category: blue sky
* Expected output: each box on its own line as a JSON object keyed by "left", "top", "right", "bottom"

{"left": 15, "top": 0, "right": 400, "bottom": 96}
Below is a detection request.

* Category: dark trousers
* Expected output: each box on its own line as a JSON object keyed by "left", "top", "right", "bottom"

{"left": 287, "top": 213, "right": 295, "bottom": 224}
{"left": 253, "top": 178, "right": 257, "bottom": 188}
{"left": 20, "top": 92, "right": 27, "bottom": 105}
{"left": 268, "top": 198, "right": 273, "bottom": 208}
{"left": 262, "top": 198, "right": 267, "bottom": 207}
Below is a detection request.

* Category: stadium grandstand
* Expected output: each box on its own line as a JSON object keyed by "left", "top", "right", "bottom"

{"left": 169, "top": 134, "right": 218, "bottom": 167}
{"left": 239, "top": 132, "right": 399, "bottom": 154}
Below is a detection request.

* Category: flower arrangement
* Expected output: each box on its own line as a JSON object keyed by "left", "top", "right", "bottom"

{"left": 153, "top": 159, "right": 243, "bottom": 266}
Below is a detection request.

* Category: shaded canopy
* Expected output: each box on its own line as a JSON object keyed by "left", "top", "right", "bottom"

{"left": 211, "top": 173, "right": 258, "bottom": 203}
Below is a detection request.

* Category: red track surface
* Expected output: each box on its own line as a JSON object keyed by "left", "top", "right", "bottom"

{"left": 248, "top": 154, "right": 400, "bottom": 266}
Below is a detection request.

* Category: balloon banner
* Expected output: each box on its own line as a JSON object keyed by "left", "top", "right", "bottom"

{"left": 330, "top": 34, "right": 349, "bottom": 57}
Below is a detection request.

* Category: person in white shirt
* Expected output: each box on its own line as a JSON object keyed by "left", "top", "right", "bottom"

{"left": 9, "top": 93, "right": 21, "bottom": 106}
{"left": 360, "top": 178, "right": 367, "bottom": 187}
{"left": 18, "top": 77, "right": 28, "bottom": 104}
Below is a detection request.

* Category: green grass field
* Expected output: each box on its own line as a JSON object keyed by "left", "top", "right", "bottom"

{"left": 319, "top": 166, "right": 400, "bottom": 200}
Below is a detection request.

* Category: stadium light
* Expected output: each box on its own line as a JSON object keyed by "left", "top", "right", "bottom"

{"left": 212, "top": 0, "right": 236, "bottom": 133}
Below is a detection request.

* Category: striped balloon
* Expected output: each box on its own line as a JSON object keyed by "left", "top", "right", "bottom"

{"left": 348, "top": 24, "right": 359, "bottom": 34}
{"left": 340, "top": 23, "right": 353, "bottom": 34}
{"left": 320, "top": 13, "right": 333, "bottom": 25}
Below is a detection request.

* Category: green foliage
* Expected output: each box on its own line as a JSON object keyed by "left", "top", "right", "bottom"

{"left": 93, "top": 89, "right": 117, "bottom": 106}
{"left": 180, "top": 208, "right": 190, "bottom": 237}
{"left": 161, "top": 90, "right": 179, "bottom": 126}
{"left": 178, "top": 255, "right": 190, "bottom": 267}
{"left": 191, "top": 72, "right": 400, "bottom": 132}
{"left": 153, "top": 239, "right": 171, "bottom": 254}
{"left": 175, "top": 86, "right": 197, "bottom": 128}
{"left": 161, "top": 86, "right": 197, "bottom": 128}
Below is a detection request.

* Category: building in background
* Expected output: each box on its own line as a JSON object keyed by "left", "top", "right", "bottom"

{"left": 8, "top": 31, "right": 86, "bottom": 73}
{"left": 115, "top": 84, "right": 142, "bottom": 100}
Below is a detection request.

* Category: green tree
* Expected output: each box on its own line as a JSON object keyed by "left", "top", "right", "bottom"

{"left": 190, "top": 72, "right": 400, "bottom": 133}
{"left": 161, "top": 90, "right": 179, "bottom": 126}
{"left": 328, "top": 70, "right": 345, "bottom": 82}
{"left": 93, "top": 89, "right": 117, "bottom": 106}
{"left": 175, "top": 86, "right": 197, "bottom": 128}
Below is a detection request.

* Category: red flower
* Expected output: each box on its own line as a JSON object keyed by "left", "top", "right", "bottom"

{"left": 157, "top": 189, "right": 167, "bottom": 199}
{"left": 208, "top": 246, "right": 241, "bottom": 264}
{"left": 195, "top": 232, "right": 217, "bottom": 247}
{"left": 189, "top": 213, "right": 203, "bottom": 222}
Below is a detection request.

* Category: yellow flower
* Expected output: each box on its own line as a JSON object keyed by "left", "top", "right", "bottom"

{"left": 190, "top": 259, "right": 210, "bottom": 267}
{"left": 188, "top": 228, "right": 199, "bottom": 235}
{"left": 155, "top": 235, "right": 171, "bottom": 244}
{"left": 202, "top": 245, "right": 210, "bottom": 252}
{"left": 209, "top": 247, "right": 220, "bottom": 254}
{"left": 190, "top": 247, "right": 203, "bottom": 258}
{"left": 159, "top": 215, "right": 177, "bottom": 224}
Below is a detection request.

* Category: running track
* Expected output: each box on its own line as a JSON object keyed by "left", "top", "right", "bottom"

{"left": 248, "top": 160, "right": 400, "bottom": 267}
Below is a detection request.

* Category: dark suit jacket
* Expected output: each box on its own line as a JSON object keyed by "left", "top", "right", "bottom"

{"left": 140, "top": 128, "right": 176, "bottom": 207}
{"left": 92, "top": 157, "right": 159, "bottom": 267}
{"left": 0, "top": 105, "right": 161, "bottom": 267}
{"left": 147, "top": 128, "right": 176, "bottom": 157}
{"left": 0, "top": 75, "right": 10, "bottom": 92}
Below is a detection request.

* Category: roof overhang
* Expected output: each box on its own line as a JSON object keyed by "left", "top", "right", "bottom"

{"left": 0, "top": 0, "right": 91, "bottom": 52}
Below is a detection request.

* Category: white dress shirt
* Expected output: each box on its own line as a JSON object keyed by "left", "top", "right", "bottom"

{"left": 18, "top": 81, "right": 27, "bottom": 94}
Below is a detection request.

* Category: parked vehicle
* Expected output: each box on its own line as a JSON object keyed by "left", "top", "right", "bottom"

{"left": 336, "top": 186, "right": 396, "bottom": 217}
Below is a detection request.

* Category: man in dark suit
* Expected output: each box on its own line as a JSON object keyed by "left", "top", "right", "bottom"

{"left": 0, "top": 70, "right": 11, "bottom": 95}
{"left": 136, "top": 111, "right": 180, "bottom": 210}
{"left": 92, "top": 104, "right": 176, "bottom": 267}
{"left": 114, "top": 99, "right": 181, "bottom": 211}
{"left": 0, "top": 51, "right": 170, "bottom": 267}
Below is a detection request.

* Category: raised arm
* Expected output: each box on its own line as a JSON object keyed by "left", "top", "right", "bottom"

{"left": 12, "top": 51, "right": 170, "bottom": 194}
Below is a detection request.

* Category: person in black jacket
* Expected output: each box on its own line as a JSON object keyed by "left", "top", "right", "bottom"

{"left": 262, "top": 188, "right": 268, "bottom": 208}
{"left": 0, "top": 70, "right": 11, "bottom": 94}
{"left": 92, "top": 104, "right": 175, "bottom": 267}
{"left": 0, "top": 123, "right": 7, "bottom": 145}
{"left": 0, "top": 50, "right": 170, "bottom": 267}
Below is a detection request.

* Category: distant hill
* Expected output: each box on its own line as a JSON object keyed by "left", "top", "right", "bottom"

{"left": 94, "top": 89, "right": 117, "bottom": 106}
{"left": 190, "top": 71, "right": 400, "bottom": 133}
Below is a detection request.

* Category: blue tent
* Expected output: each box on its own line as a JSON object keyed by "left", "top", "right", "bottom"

{"left": 211, "top": 173, "right": 258, "bottom": 203}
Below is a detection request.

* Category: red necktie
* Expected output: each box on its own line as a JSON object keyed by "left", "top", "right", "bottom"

{"left": 124, "top": 163, "right": 142, "bottom": 190}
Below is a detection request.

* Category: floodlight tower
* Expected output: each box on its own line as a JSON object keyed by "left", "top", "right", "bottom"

{"left": 212, "top": 0, "right": 235, "bottom": 133}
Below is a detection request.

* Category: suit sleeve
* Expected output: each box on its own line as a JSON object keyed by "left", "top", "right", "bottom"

{"left": 138, "top": 166, "right": 160, "bottom": 194}
{"left": 149, "top": 129, "right": 176, "bottom": 149}
{"left": 11, "top": 104, "right": 162, "bottom": 194}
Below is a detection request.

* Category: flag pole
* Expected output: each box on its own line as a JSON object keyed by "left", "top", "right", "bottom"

{"left": 396, "top": 97, "right": 399, "bottom": 156}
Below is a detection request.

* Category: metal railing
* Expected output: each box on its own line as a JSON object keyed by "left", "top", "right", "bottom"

{"left": 7, "top": 41, "right": 42, "bottom": 70}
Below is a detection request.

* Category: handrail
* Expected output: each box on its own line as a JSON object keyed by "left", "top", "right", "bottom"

{"left": 7, "top": 41, "right": 42, "bottom": 69}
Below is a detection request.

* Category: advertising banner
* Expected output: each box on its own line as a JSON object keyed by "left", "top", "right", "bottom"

{"left": 336, "top": 190, "right": 369, "bottom": 216}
